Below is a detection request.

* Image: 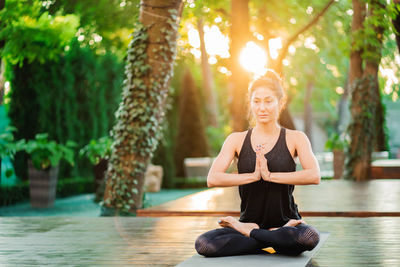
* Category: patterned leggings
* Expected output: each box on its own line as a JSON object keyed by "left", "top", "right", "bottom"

{"left": 195, "top": 223, "right": 320, "bottom": 257}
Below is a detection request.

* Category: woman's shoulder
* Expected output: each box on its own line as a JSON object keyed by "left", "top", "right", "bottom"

{"left": 228, "top": 130, "right": 249, "bottom": 157}
{"left": 224, "top": 130, "right": 249, "bottom": 152}
{"left": 285, "top": 128, "right": 305, "bottom": 137}
{"left": 285, "top": 128, "right": 310, "bottom": 144}
{"left": 226, "top": 130, "right": 248, "bottom": 143}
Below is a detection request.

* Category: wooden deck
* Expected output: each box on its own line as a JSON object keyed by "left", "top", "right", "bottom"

{"left": 2, "top": 180, "right": 400, "bottom": 266}
{"left": 0, "top": 216, "right": 400, "bottom": 266}
{"left": 138, "top": 180, "right": 400, "bottom": 217}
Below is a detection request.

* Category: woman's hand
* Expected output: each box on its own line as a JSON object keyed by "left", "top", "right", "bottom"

{"left": 253, "top": 152, "right": 262, "bottom": 181}
{"left": 256, "top": 150, "right": 271, "bottom": 182}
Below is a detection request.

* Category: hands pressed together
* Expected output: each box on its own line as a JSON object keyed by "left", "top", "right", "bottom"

{"left": 254, "top": 144, "right": 271, "bottom": 182}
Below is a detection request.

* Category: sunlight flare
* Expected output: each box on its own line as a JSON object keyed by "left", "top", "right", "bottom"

{"left": 239, "top": 41, "right": 267, "bottom": 75}
{"left": 268, "top": 37, "right": 282, "bottom": 60}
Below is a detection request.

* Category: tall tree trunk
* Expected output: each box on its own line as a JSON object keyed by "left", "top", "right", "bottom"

{"left": 102, "top": 0, "right": 183, "bottom": 215}
{"left": 393, "top": 0, "right": 400, "bottom": 53}
{"left": 304, "top": 81, "right": 314, "bottom": 146}
{"left": 347, "top": 0, "right": 386, "bottom": 181}
{"left": 346, "top": 0, "right": 367, "bottom": 181}
{"left": 349, "top": 0, "right": 365, "bottom": 86}
{"left": 198, "top": 18, "right": 219, "bottom": 127}
{"left": 366, "top": 2, "right": 386, "bottom": 152}
{"left": 229, "top": 0, "right": 251, "bottom": 132}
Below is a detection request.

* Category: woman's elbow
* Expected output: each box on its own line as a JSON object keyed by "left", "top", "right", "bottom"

{"left": 312, "top": 171, "right": 321, "bottom": 185}
{"left": 207, "top": 175, "right": 215, "bottom": 187}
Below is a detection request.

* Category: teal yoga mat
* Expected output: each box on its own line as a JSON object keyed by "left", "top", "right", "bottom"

{"left": 177, "top": 232, "right": 329, "bottom": 267}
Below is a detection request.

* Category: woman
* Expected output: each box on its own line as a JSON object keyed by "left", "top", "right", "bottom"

{"left": 195, "top": 69, "right": 321, "bottom": 257}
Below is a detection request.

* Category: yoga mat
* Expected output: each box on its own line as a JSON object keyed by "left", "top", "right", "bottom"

{"left": 176, "top": 232, "right": 329, "bottom": 267}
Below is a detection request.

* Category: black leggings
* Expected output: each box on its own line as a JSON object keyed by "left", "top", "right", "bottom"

{"left": 195, "top": 223, "right": 320, "bottom": 257}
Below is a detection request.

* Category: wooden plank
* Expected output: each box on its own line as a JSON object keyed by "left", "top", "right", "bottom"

{"left": 137, "top": 210, "right": 400, "bottom": 217}
{"left": 137, "top": 180, "right": 400, "bottom": 217}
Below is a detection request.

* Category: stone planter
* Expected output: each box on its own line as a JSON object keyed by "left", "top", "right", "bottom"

{"left": 28, "top": 160, "right": 59, "bottom": 208}
{"left": 333, "top": 150, "right": 345, "bottom": 179}
{"left": 144, "top": 164, "right": 163, "bottom": 192}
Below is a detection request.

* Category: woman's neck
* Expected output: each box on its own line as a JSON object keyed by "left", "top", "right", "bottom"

{"left": 253, "top": 122, "right": 281, "bottom": 135}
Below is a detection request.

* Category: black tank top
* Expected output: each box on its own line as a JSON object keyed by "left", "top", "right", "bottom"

{"left": 237, "top": 127, "right": 301, "bottom": 229}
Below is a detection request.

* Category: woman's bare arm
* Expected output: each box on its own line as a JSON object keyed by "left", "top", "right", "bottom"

{"left": 207, "top": 133, "right": 260, "bottom": 187}
{"left": 266, "top": 131, "right": 321, "bottom": 185}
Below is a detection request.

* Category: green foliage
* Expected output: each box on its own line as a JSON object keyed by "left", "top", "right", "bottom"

{"left": 56, "top": 176, "right": 95, "bottom": 198}
{"left": 0, "top": 126, "right": 25, "bottom": 159}
{"left": 20, "top": 133, "right": 77, "bottom": 170}
{"left": 0, "top": 180, "right": 29, "bottom": 207}
{"left": 351, "top": 0, "right": 397, "bottom": 65}
{"left": 79, "top": 136, "right": 112, "bottom": 165}
{"left": 8, "top": 39, "right": 123, "bottom": 179}
{"left": 285, "top": 0, "right": 351, "bottom": 115}
{"left": 0, "top": 0, "right": 79, "bottom": 66}
{"left": 47, "top": 0, "right": 140, "bottom": 59}
{"left": 325, "top": 132, "right": 349, "bottom": 152}
{"left": 206, "top": 125, "right": 227, "bottom": 157}
{"left": 0, "top": 126, "right": 25, "bottom": 178}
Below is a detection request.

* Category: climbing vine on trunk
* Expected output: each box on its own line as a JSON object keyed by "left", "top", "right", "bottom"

{"left": 102, "top": 0, "right": 183, "bottom": 215}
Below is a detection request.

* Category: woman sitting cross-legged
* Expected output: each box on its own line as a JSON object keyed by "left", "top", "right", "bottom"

{"left": 195, "top": 69, "right": 321, "bottom": 257}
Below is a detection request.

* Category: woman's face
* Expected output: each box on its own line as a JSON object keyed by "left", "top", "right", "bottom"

{"left": 250, "top": 86, "right": 281, "bottom": 124}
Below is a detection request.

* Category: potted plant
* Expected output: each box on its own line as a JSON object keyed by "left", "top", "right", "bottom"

{"left": 0, "top": 126, "right": 25, "bottom": 182}
{"left": 325, "top": 132, "right": 349, "bottom": 179}
{"left": 79, "top": 136, "right": 111, "bottom": 202}
{"left": 20, "top": 133, "right": 77, "bottom": 208}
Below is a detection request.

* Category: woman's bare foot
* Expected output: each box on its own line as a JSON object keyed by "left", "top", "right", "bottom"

{"left": 218, "top": 216, "right": 259, "bottom": 237}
